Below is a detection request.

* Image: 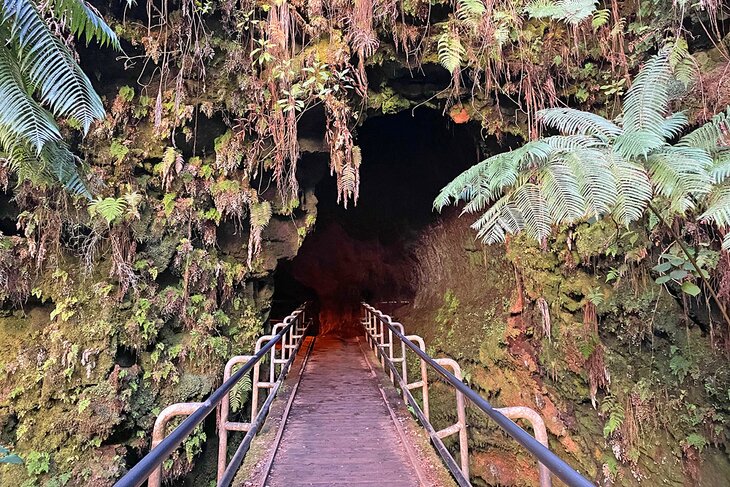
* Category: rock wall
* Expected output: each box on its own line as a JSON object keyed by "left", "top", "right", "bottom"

{"left": 397, "top": 214, "right": 730, "bottom": 486}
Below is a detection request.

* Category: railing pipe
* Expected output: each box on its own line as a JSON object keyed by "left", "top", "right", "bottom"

{"left": 363, "top": 303, "right": 593, "bottom": 487}
{"left": 114, "top": 306, "right": 306, "bottom": 487}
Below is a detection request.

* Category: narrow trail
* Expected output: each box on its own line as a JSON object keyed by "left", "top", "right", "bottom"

{"left": 264, "top": 335, "right": 421, "bottom": 486}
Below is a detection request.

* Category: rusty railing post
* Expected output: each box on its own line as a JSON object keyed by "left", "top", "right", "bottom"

{"left": 496, "top": 406, "right": 552, "bottom": 487}
{"left": 434, "top": 358, "right": 469, "bottom": 480}
{"left": 148, "top": 402, "right": 204, "bottom": 487}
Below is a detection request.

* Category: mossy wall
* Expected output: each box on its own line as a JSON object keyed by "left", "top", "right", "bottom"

{"left": 1, "top": 0, "right": 729, "bottom": 485}
{"left": 398, "top": 214, "right": 730, "bottom": 486}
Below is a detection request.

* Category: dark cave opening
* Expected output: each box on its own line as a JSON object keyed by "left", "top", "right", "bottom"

{"left": 272, "top": 107, "right": 479, "bottom": 335}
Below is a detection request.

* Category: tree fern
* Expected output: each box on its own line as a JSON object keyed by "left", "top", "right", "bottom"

{"left": 0, "top": 0, "right": 118, "bottom": 196}
{"left": 437, "top": 53, "right": 728, "bottom": 246}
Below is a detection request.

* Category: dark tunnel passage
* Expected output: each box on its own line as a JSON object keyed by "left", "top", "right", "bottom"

{"left": 273, "top": 108, "right": 479, "bottom": 335}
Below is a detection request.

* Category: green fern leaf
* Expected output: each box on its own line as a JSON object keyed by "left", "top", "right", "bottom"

{"left": 648, "top": 146, "right": 712, "bottom": 213}
{"left": 609, "top": 152, "right": 652, "bottom": 225}
{"left": 250, "top": 200, "right": 272, "bottom": 230}
{"left": 437, "top": 31, "right": 465, "bottom": 75}
{"left": 4, "top": 0, "right": 106, "bottom": 133}
{"left": 678, "top": 106, "right": 730, "bottom": 151}
{"left": 700, "top": 182, "right": 730, "bottom": 231}
{"left": 591, "top": 8, "right": 609, "bottom": 30}
{"left": 456, "top": 0, "right": 486, "bottom": 22}
{"left": 622, "top": 53, "right": 673, "bottom": 138}
{"left": 88, "top": 196, "right": 126, "bottom": 223}
{"left": 512, "top": 182, "right": 551, "bottom": 241}
{"left": 0, "top": 45, "right": 60, "bottom": 152}
{"left": 538, "top": 108, "right": 622, "bottom": 139}
{"left": 49, "top": 0, "right": 120, "bottom": 49}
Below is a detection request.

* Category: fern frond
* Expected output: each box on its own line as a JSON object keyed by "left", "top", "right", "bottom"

{"left": 612, "top": 130, "right": 665, "bottom": 159}
{"left": 667, "top": 37, "right": 696, "bottom": 87}
{"left": 437, "top": 31, "right": 464, "bottom": 75}
{"left": 591, "top": 8, "right": 609, "bottom": 30}
{"left": 512, "top": 182, "right": 551, "bottom": 241}
{"left": 537, "top": 108, "right": 622, "bottom": 139}
{"left": 250, "top": 200, "right": 272, "bottom": 230}
{"left": 3, "top": 0, "right": 106, "bottom": 133}
{"left": 539, "top": 157, "right": 585, "bottom": 222}
{"left": 524, "top": 0, "right": 561, "bottom": 19}
{"left": 564, "top": 147, "right": 617, "bottom": 216}
{"left": 42, "top": 141, "right": 91, "bottom": 198}
{"left": 699, "top": 182, "right": 730, "bottom": 232}
{"left": 471, "top": 194, "right": 523, "bottom": 244}
{"left": 49, "top": 0, "right": 119, "bottom": 49}
{"left": 0, "top": 45, "right": 60, "bottom": 152}
{"left": 230, "top": 373, "right": 252, "bottom": 413}
{"left": 678, "top": 106, "right": 730, "bottom": 151}
{"left": 555, "top": 0, "right": 598, "bottom": 25}
{"left": 648, "top": 146, "right": 712, "bottom": 213}
{"left": 88, "top": 196, "right": 126, "bottom": 223}
{"left": 658, "top": 111, "right": 689, "bottom": 140}
{"left": 456, "top": 0, "right": 486, "bottom": 22}
{"left": 609, "top": 152, "right": 652, "bottom": 225}
{"left": 526, "top": 0, "right": 597, "bottom": 25}
{"left": 709, "top": 151, "right": 730, "bottom": 184}
{"left": 621, "top": 53, "right": 673, "bottom": 138}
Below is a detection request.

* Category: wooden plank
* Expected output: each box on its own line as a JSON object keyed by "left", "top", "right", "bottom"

{"left": 265, "top": 336, "right": 420, "bottom": 487}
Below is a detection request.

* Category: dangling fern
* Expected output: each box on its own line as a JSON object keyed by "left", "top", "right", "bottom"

{"left": 250, "top": 200, "right": 272, "bottom": 230}
{"left": 600, "top": 394, "right": 625, "bottom": 438}
{"left": 456, "top": 0, "right": 486, "bottom": 22}
{"left": 247, "top": 200, "right": 273, "bottom": 266}
{"left": 88, "top": 196, "right": 127, "bottom": 224}
{"left": 437, "top": 31, "right": 465, "bottom": 75}
{"left": 667, "top": 37, "right": 696, "bottom": 88}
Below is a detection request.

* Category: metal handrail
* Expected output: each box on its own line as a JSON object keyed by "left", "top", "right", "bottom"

{"left": 362, "top": 302, "right": 594, "bottom": 487}
{"left": 115, "top": 303, "right": 309, "bottom": 487}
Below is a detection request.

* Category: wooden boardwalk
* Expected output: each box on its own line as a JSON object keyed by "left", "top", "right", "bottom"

{"left": 264, "top": 335, "right": 421, "bottom": 486}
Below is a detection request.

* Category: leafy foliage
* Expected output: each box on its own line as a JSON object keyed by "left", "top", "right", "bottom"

{"left": 600, "top": 394, "right": 625, "bottom": 438}
{"left": 456, "top": 0, "right": 487, "bottom": 21}
{"left": 436, "top": 53, "right": 730, "bottom": 247}
{"left": 229, "top": 373, "right": 252, "bottom": 413}
{"left": 525, "top": 0, "right": 598, "bottom": 25}
{"left": 88, "top": 197, "right": 127, "bottom": 224}
{"left": 0, "top": 0, "right": 118, "bottom": 196}
{"left": 437, "top": 30, "right": 465, "bottom": 75}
